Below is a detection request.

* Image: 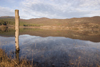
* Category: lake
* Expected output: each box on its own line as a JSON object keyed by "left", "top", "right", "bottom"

{"left": 0, "top": 27, "right": 100, "bottom": 67}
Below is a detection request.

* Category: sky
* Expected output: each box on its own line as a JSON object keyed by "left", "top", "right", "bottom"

{"left": 0, "top": 0, "right": 100, "bottom": 19}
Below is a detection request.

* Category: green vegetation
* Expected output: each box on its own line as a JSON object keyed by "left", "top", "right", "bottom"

{"left": 0, "top": 18, "right": 15, "bottom": 26}
{"left": 0, "top": 20, "right": 8, "bottom": 26}
{"left": 22, "top": 24, "right": 41, "bottom": 27}
{"left": 0, "top": 19, "right": 41, "bottom": 27}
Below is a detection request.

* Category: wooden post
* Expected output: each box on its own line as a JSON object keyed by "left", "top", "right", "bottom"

{"left": 15, "top": 9, "right": 20, "bottom": 51}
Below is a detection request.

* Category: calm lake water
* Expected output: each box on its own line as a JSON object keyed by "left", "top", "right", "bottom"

{"left": 0, "top": 28, "right": 100, "bottom": 67}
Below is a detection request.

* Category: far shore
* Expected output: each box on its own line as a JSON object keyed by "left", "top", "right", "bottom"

{"left": 0, "top": 25, "right": 100, "bottom": 32}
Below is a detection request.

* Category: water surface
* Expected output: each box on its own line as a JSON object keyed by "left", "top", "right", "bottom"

{"left": 0, "top": 28, "right": 100, "bottom": 67}
{"left": 0, "top": 34, "right": 100, "bottom": 67}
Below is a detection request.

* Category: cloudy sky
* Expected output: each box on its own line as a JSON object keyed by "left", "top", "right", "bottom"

{"left": 0, "top": 0, "right": 100, "bottom": 19}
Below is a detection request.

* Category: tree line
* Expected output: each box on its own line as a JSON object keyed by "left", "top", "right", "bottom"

{"left": 0, "top": 20, "right": 41, "bottom": 27}
{"left": 0, "top": 20, "right": 8, "bottom": 25}
{"left": 0, "top": 20, "right": 15, "bottom": 26}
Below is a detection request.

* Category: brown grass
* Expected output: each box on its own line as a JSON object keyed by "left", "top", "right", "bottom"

{"left": 0, "top": 49, "right": 37, "bottom": 67}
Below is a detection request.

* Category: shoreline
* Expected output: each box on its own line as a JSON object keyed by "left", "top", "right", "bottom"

{"left": 0, "top": 25, "right": 100, "bottom": 31}
{"left": 0, "top": 49, "right": 36, "bottom": 67}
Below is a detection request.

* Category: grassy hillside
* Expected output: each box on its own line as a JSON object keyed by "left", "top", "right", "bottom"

{"left": 0, "top": 16, "right": 100, "bottom": 28}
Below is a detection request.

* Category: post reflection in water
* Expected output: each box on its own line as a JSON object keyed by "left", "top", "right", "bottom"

{"left": 0, "top": 27, "right": 8, "bottom": 32}
{"left": 15, "top": 49, "right": 20, "bottom": 64}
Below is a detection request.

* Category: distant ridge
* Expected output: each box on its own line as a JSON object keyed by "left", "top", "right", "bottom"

{"left": 0, "top": 16, "right": 14, "bottom": 19}
{"left": 29, "top": 17, "right": 49, "bottom": 19}
{"left": 0, "top": 16, "right": 100, "bottom": 20}
{"left": 0, "top": 16, "right": 100, "bottom": 25}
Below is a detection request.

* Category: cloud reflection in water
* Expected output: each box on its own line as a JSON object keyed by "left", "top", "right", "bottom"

{"left": 0, "top": 35, "right": 100, "bottom": 67}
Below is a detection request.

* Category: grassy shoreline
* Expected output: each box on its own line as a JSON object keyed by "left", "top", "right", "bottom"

{"left": 0, "top": 49, "right": 37, "bottom": 67}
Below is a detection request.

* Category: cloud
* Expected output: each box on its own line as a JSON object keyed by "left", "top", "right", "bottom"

{"left": 0, "top": 0, "right": 100, "bottom": 19}
{"left": 0, "top": 6, "right": 14, "bottom": 16}
{"left": 20, "top": 0, "right": 100, "bottom": 19}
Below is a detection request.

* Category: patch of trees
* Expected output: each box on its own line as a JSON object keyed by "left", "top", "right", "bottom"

{"left": 0, "top": 20, "right": 8, "bottom": 25}
{"left": 23, "top": 24, "right": 41, "bottom": 27}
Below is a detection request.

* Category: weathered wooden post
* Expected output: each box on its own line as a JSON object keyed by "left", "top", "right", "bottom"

{"left": 15, "top": 9, "right": 20, "bottom": 51}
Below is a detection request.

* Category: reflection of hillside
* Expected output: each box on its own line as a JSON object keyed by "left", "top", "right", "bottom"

{"left": 0, "top": 27, "right": 15, "bottom": 36}
{"left": 0, "top": 28, "right": 100, "bottom": 42}
{"left": 20, "top": 28, "right": 100, "bottom": 42}
{"left": 0, "top": 27, "right": 8, "bottom": 32}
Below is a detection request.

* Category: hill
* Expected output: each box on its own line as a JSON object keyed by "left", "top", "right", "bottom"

{"left": 0, "top": 16, "right": 100, "bottom": 29}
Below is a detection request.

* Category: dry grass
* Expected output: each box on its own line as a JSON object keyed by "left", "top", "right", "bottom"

{"left": 0, "top": 49, "right": 37, "bottom": 67}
